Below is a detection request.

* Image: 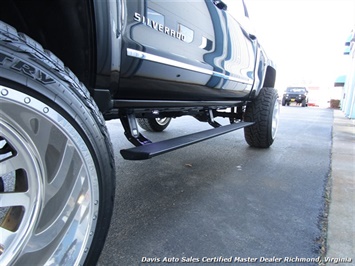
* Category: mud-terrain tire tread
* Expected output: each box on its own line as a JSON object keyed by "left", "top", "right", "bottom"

{"left": 244, "top": 87, "right": 278, "bottom": 148}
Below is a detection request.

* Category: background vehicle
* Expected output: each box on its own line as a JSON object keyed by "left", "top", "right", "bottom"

{"left": 282, "top": 87, "right": 308, "bottom": 107}
{"left": 0, "top": 0, "right": 277, "bottom": 264}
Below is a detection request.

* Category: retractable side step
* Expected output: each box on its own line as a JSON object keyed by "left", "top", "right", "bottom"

{"left": 120, "top": 122, "right": 254, "bottom": 160}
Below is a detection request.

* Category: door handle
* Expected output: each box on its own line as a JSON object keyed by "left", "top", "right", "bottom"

{"left": 249, "top": 33, "right": 257, "bottom": 41}
{"left": 213, "top": 0, "right": 227, "bottom": 10}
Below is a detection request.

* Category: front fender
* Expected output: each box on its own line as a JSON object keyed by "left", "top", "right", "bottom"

{"left": 93, "top": 0, "right": 122, "bottom": 90}
{"left": 251, "top": 45, "right": 276, "bottom": 98}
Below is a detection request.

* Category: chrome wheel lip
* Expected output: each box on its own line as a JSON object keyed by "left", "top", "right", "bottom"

{"left": 271, "top": 99, "right": 280, "bottom": 140}
{"left": 0, "top": 86, "right": 99, "bottom": 265}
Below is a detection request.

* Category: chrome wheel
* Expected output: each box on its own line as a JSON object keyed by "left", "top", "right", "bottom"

{"left": 0, "top": 86, "right": 99, "bottom": 265}
{"left": 271, "top": 99, "right": 280, "bottom": 139}
{"left": 155, "top": 117, "right": 172, "bottom": 126}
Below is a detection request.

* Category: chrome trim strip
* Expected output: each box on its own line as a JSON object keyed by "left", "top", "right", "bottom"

{"left": 127, "top": 48, "right": 253, "bottom": 85}
{"left": 127, "top": 48, "right": 212, "bottom": 75}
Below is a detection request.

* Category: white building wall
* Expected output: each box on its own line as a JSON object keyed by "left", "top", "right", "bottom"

{"left": 342, "top": 28, "right": 355, "bottom": 119}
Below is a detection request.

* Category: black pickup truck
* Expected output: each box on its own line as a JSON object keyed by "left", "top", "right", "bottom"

{"left": 282, "top": 87, "right": 308, "bottom": 107}
{"left": 0, "top": 0, "right": 278, "bottom": 265}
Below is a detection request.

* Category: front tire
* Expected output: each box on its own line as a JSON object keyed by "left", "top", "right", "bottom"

{"left": 0, "top": 22, "right": 115, "bottom": 265}
{"left": 244, "top": 87, "right": 280, "bottom": 148}
{"left": 302, "top": 99, "right": 307, "bottom": 107}
{"left": 281, "top": 98, "right": 286, "bottom": 106}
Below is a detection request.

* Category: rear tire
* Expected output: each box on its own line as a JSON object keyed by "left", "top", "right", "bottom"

{"left": 0, "top": 21, "right": 115, "bottom": 265}
{"left": 244, "top": 87, "right": 280, "bottom": 148}
{"left": 137, "top": 117, "right": 172, "bottom": 132}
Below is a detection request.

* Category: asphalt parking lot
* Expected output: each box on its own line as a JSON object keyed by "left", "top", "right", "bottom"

{"left": 98, "top": 106, "right": 335, "bottom": 265}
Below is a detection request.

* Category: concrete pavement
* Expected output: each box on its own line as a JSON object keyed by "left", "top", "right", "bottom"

{"left": 99, "top": 107, "right": 336, "bottom": 265}
{"left": 326, "top": 109, "right": 355, "bottom": 265}
{"left": 98, "top": 107, "right": 354, "bottom": 265}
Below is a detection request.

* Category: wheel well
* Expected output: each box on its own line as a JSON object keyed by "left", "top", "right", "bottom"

{"left": 0, "top": 0, "right": 96, "bottom": 90}
{"left": 263, "top": 66, "right": 276, "bottom": 88}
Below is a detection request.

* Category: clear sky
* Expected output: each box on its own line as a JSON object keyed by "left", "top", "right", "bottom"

{"left": 225, "top": 0, "right": 355, "bottom": 89}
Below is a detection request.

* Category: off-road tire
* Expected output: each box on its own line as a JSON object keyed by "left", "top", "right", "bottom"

{"left": 244, "top": 87, "right": 280, "bottom": 148}
{"left": 137, "top": 117, "right": 172, "bottom": 132}
{"left": 0, "top": 21, "right": 115, "bottom": 265}
{"left": 302, "top": 99, "right": 307, "bottom": 107}
{"left": 281, "top": 98, "right": 286, "bottom": 106}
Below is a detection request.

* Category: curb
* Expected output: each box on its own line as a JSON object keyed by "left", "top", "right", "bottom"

{"left": 326, "top": 109, "right": 355, "bottom": 265}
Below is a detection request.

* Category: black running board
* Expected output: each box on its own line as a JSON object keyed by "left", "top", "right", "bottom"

{"left": 120, "top": 122, "right": 254, "bottom": 160}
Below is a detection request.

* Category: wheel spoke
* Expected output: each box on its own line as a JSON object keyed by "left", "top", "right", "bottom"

{"left": 0, "top": 192, "right": 30, "bottom": 209}
{"left": 22, "top": 165, "right": 88, "bottom": 254}
{"left": 0, "top": 154, "right": 24, "bottom": 176}
{"left": 0, "top": 227, "right": 16, "bottom": 248}
{"left": 31, "top": 120, "right": 54, "bottom": 157}
{"left": 44, "top": 141, "right": 76, "bottom": 200}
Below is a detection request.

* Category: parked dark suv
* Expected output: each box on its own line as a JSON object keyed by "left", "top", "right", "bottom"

{"left": 282, "top": 87, "right": 308, "bottom": 107}
{"left": 0, "top": 0, "right": 278, "bottom": 264}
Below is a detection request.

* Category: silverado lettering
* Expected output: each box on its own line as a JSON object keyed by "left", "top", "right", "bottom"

{"left": 133, "top": 12, "right": 185, "bottom": 41}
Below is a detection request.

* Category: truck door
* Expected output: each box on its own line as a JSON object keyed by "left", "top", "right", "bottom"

{"left": 220, "top": 0, "right": 256, "bottom": 92}
{"left": 119, "top": 0, "right": 256, "bottom": 99}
